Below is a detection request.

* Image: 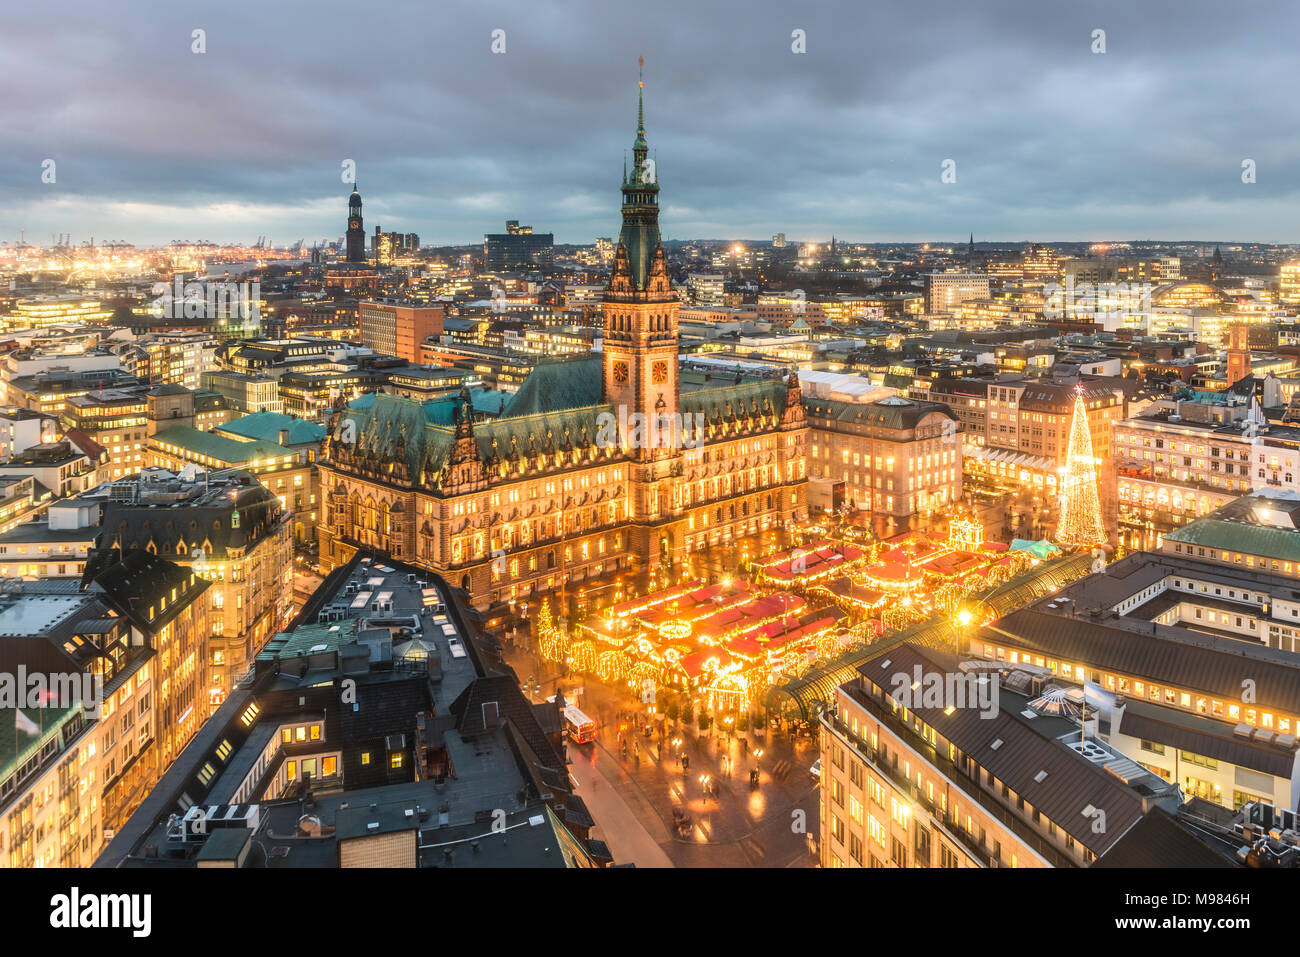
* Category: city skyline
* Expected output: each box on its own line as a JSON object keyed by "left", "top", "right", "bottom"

{"left": 5, "top": 0, "right": 1300, "bottom": 246}
{"left": 2, "top": 0, "right": 1300, "bottom": 898}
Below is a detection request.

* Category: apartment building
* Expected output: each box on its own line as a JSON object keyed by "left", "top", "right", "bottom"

{"left": 1114, "top": 395, "right": 1300, "bottom": 549}
{"left": 0, "top": 550, "right": 210, "bottom": 867}
{"left": 819, "top": 643, "right": 1186, "bottom": 868}
{"left": 95, "top": 469, "right": 294, "bottom": 707}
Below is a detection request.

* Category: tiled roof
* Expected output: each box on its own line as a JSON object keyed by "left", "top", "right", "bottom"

{"left": 1092, "top": 807, "right": 1235, "bottom": 868}
{"left": 856, "top": 643, "right": 1148, "bottom": 857}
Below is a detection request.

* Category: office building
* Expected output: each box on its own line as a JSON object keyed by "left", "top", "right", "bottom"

{"left": 483, "top": 221, "right": 554, "bottom": 271}
{"left": 805, "top": 396, "right": 963, "bottom": 521}
{"left": 924, "top": 273, "right": 991, "bottom": 315}
{"left": 358, "top": 301, "right": 446, "bottom": 363}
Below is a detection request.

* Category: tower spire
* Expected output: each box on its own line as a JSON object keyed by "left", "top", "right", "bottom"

{"left": 610, "top": 58, "right": 661, "bottom": 293}
{"left": 637, "top": 56, "right": 645, "bottom": 134}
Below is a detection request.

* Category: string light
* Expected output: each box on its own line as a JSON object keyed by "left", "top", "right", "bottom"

{"left": 1057, "top": 388, "right": 1108, "bottom": 548}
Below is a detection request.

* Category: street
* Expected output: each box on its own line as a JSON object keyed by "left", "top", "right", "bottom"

{"left": 568, "top": 742, "right": 674, "bottom": 867}
{"left": 506, "top": 643, "right": 820, "bottom": 868}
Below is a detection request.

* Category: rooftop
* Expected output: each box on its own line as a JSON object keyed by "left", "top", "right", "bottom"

{"left": 213, "top": 411, "right": 326, "bottom": 446}
{"left": 150, "top": 426, "right": 297, "bottom": 466}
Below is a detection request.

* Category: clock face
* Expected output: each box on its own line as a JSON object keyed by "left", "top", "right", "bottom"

{"left": 613, "top": 361, "right": 629, "bottom": 384}
{"left": 349, "top": 219, "right": 359, "bottom": 229}
{"left": 652, "top": 361, "right": 669, "bottom": 384}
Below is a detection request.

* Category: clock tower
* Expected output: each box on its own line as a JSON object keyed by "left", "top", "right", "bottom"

{"left": 345, "top": 186, "right": 365, "bottom": 263}
{"left": 602, "top": 65, "right": 685, "bottom": 589}
{"left": 602, "top": 68, "right": 679, "bottom": 463}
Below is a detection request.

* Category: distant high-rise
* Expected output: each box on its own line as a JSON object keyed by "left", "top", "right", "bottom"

{"left": 372, "top": 226, "right": 409, "bottom": 265}
{"left": 345, "top": 186, "right": 366, "bottom": 263}
{"left": 484, "top": 220, "right": 554, "bottom": 271}
{"left": 1280, "top": 262, "right": 1300, "bottom": 304}
{"left": 923, "top": 272, "right": 990, "bottom": 314}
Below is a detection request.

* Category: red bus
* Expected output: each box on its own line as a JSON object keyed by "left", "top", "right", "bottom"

{"left": 546, "top": 695, "right": 597, "bottom": 744}
{"left": 560, "top": 705, "right": 596, "bottom": 744}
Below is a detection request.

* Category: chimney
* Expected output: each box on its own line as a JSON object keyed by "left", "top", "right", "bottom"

{"left": 279, "top": 428, "right": 290, "bottom": 446}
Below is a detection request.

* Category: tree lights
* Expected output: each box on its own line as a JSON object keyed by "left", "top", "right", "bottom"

{"left": 1057, "top": 388, "right": 1108, "bottom": 549}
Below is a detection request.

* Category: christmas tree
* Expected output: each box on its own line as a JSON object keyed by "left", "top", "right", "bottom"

{"left": 1057, "top": 388, "right": 1108, "bottom": 548}
{"left": 536, "top": 598, "right": 566, "bottom": 663}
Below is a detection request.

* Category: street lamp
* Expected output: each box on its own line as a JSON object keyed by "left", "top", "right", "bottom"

{"left": 954, "top": 607, "right": 973, "bottom": 656}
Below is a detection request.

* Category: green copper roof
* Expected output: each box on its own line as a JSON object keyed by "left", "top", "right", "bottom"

{"left": 504, "top": 356, "right": 603, "bottom": 417}
{"left": 418, "top": 387, "right": 510, "bottom": 426}
{"left": 334, "top": 358, "right": 610, "bottom": 484}
{"left": 215, "top": 411, "right": 326, "bottom": 446}
{"left": 152, "top": 426, "right": 296, "bottom": 465}
{"left": 615, "top": 82, "right": 662, "bottom": 293}
{"left": 331, "top": 359, "right": 801, "bottom": 492}
{"left": 337, "top": 392, "right": 450, "bottom": 478}
{"left": 1164, "top": 518, "right": 1300, "bottom": 564}
{"left": 680, "top": 379, "right": 788, "bottom": 425}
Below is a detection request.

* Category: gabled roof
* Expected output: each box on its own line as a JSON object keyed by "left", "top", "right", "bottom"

{"left": 448, "top": 674, "right": 564, "bottom": 770}
{"left": 1164, "top": 517, "right": 1300, "bottom": 565}
{"left": 680, "top": 378, "right": 788, "bottom": 425}
{"left": 986, "top": 608, "right": 1300, "bottom": 707}
{"left": 1092, "top": 806, "right": 1235, "bottom": 868}
{"left": 856, "top": 643, "right": 1149, "bottom": 858}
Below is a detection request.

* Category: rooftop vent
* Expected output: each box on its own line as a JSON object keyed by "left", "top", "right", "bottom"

{"left": 1103, "top": 756, "right": 1148, "bottom": 785}
{"left": 990, "top": 738, "right": 1003, "bottom": 751}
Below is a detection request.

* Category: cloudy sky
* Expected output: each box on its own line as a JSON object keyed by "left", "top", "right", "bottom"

{"left": 4, "top": 0, "right": 1299, "bottom": 247}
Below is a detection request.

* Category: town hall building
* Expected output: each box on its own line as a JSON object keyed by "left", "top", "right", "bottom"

{"left": 316, "top": 80, "right": 808, "bottom": 619}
